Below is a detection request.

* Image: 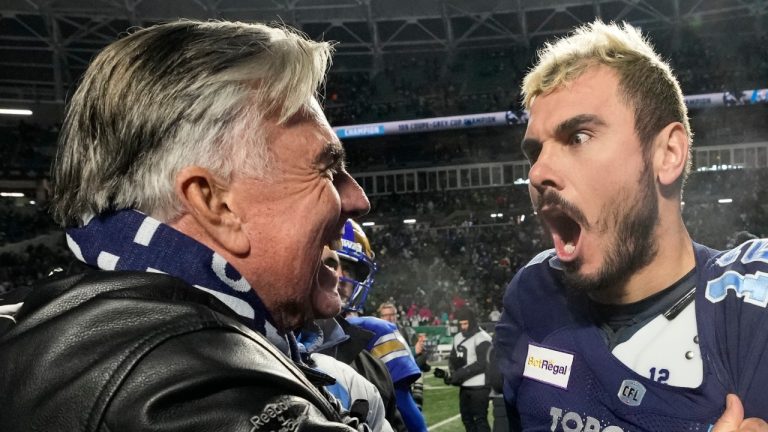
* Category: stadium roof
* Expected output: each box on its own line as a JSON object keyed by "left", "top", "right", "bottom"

{"left": 1, "top": 0, "right": 765, "bottom": 125}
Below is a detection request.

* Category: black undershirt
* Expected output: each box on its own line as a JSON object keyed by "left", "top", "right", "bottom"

{"left": 589, "top": 269, "right": 697, "bottom": 350}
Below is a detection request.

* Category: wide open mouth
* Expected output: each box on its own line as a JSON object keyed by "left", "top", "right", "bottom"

{"left": 317, "top": 252, "right": 340, "bottom": 291}
{"left": 317, "top": 236, "right": 344, "bottom": 292}
{"left": 540, "top": 206, "right": 583, "bottom": 261}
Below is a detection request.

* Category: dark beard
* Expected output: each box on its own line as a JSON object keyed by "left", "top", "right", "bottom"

{"left": 560, "top": 161, "right": 659, "bottom": 301}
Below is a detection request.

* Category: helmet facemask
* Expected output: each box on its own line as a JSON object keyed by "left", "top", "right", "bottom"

{"left": 336, "top": 220, "right": 378, "bottom": 313}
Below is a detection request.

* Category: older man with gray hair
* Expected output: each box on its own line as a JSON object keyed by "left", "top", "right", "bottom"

{"left": 0, "top": 20, "right": 370, "bottom": 431}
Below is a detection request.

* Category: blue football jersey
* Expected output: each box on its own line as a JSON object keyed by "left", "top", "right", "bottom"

{"left": 348, "top": 316, "right": 421, "bottom": 386}
{"left": 495, "top": 241, "right": 768, "bottom": 431}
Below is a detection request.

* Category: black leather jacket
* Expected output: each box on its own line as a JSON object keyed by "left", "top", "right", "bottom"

{"left": 0, "top": 270, "right": 358, "bottom": 431}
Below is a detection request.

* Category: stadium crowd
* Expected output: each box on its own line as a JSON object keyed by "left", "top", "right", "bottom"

{"left": 2, "top": 166, "right": 766, "bottom": 325}
{"left": 1, "top": 29, "right": 767, "bottom": 321}
{"left": 325, "top": 30, "right": 768, "bottom": 126}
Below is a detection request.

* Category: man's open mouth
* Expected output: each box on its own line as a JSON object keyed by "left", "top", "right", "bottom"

{"left": 321, "top": 236, "right": 343, "bottom": 272}
{"left": 540, "top": 206, "right": 583, "bottom": 261}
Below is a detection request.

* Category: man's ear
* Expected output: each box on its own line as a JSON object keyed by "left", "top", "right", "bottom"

{"left": 174, "top": 166, "right": 250, "bottom": 255}
{"left": 655, "top": 122, "right": 689, "bottom": 188}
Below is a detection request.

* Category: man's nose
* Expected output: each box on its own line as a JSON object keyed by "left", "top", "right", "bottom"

{"left": 338, "top": 171, "right": 370, "bottom": 219}
{"left": 527, "top": 144, "right": 565, "bottom": 193}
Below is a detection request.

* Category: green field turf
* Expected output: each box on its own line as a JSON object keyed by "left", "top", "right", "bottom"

{"left": 421, "top": 372, "right": 496, "bottom": 431}
{"left": 422, "top": 374, "right": 462, "bottom": 431}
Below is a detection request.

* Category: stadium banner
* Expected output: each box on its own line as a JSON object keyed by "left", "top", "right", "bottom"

{"left": 333, "top": 88, "right": 768, "bottom": 139}
{"left": 333, "top": 111, "right": 529, "bottom": 139}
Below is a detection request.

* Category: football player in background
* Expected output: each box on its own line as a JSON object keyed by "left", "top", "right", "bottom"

{"left": 301, "top": 247, "right": 394, "bottom": 432}
{"left": 299, "top": 220, "right": 410, "bottom": 431}
{"left": 494, "top": 20, "right": 768, "bottom": 431}
{"left": 337, "top": 220, "right": 428, "bottom": 432}
{"left": 376, "top": 302, "right": 430, "bottom": 411}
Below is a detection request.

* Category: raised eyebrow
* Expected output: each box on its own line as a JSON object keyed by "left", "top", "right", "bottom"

{"left": 554, "top": 114, "right": 606, "bottom": 137}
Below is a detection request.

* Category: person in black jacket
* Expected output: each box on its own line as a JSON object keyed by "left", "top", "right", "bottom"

{"left": 0, "top": 19, "right": 371, "bottom": 432}
{"left": 437, "top": 307, "right": 493, "bottom": 432}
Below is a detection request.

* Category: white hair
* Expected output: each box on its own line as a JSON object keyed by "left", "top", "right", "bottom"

{"left": 52, "top": 20, "right": 333, "bottom": 226}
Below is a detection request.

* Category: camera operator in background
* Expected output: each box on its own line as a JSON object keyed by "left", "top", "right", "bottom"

{"left": 435, "top": 307, "right": 492, "bottom": 432}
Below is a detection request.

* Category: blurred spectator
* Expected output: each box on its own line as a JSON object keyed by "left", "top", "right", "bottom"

{"left": 2, "top": 166, "right": 767, "bottom": 316}
{"left": 488, "top": 307, "right": 501, "bottom": 323}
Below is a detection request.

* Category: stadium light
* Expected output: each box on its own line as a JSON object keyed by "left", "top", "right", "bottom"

{"left": 0, "top": 192, "right": 25, "bottom": 197}
{"left": 361, "top": 221, "right": 375, "bottom": 227}
{"left": 0, "top": 108, "right": 32, "bottom": 116}
{"left": 718, "top": 198, "right": 733, "bottom": 204}
{"left": 403, "top": 219, "right": 416, "bottom": 224}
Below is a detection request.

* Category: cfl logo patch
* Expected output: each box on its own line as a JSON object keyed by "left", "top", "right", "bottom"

{"left": 617, "top": 380, "right": 646, "bottom": 407}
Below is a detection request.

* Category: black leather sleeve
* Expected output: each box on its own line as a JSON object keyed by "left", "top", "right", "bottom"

{"left": 0, "top": 271, "right": 360, "bottom": 432}
{"left": 102, "top": 328, "right": 357, "bottom": 432}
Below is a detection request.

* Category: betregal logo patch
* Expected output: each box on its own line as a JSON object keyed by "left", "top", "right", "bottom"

{"left": 523, "top": 344, "right": 574, "bottom": 389}
{"left": 527, "top": 356, "right": 569, "bottom": 375}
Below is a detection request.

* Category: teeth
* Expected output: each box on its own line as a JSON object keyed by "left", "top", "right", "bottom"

{"left": 564, "top": 243, "right": 575, "bottom": 254}
{"left": 329, "top": 238, "right": 342, "bottom": 251}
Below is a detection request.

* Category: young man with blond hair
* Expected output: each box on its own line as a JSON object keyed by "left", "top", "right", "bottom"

{"left": 495, "top": 20, "right": 768, "bottom": 431}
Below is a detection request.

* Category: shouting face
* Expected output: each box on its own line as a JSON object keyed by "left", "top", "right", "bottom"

{"left": 523, "top": 66, "right": 659, "bottom": 299}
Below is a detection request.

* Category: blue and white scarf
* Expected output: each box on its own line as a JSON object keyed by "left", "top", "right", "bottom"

{"left": 65, "top": 209, "right": 299, "bottom": 359}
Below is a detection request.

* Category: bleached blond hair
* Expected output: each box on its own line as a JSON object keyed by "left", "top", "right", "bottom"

{"left": 522, "top": 21, "right": 691, "bottom": 188}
